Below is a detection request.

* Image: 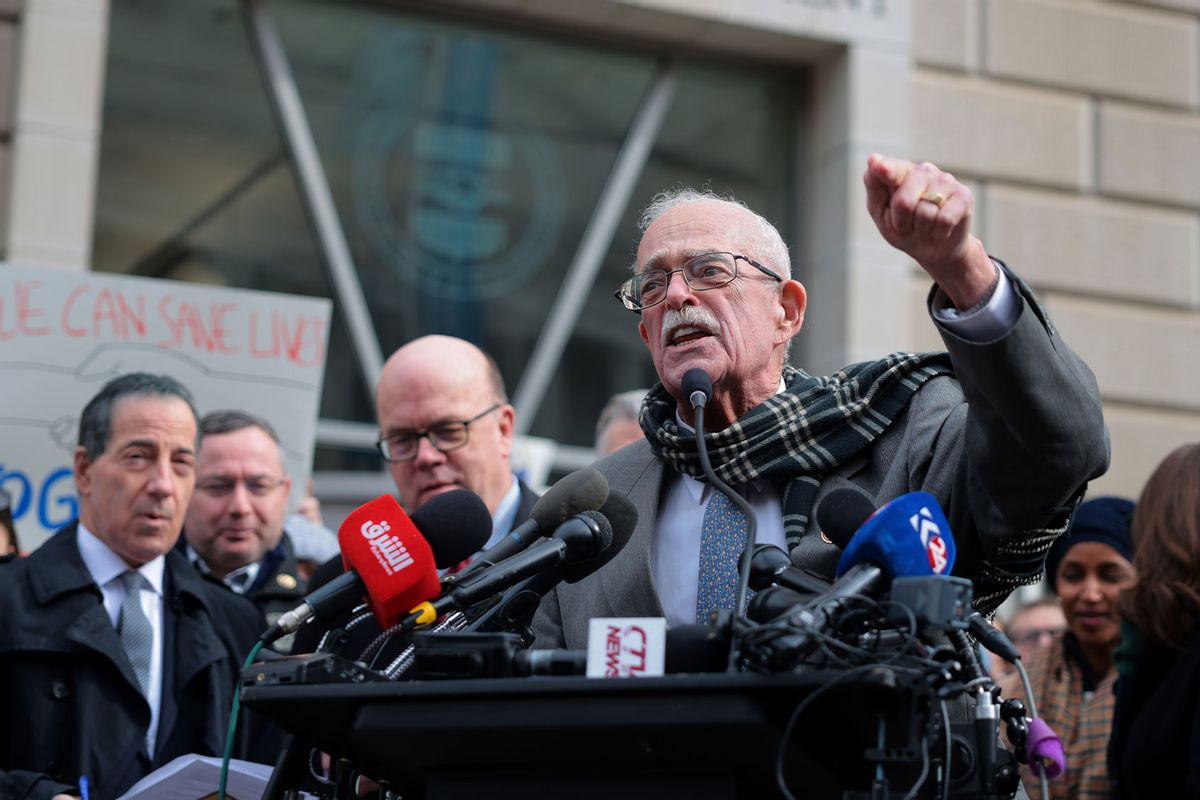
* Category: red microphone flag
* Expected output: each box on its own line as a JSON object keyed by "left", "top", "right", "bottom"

{"left": 337, "top": 495, "right": 441, "bottom": 629}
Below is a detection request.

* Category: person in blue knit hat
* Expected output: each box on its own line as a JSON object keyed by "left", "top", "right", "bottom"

{"left": 999, "top": 496, "right": 1136, "bottom": 799}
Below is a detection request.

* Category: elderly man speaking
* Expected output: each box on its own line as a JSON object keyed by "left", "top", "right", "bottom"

{"left": 533, "top": 154, "right": 1109, "bottom": 649}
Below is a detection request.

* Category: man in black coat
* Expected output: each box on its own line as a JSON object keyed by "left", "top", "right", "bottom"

{"left": 0, "top": 373, "right": 265, "bottom": 800}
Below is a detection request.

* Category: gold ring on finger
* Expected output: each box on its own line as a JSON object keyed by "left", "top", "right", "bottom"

{"left": 920, "top": 190, "right": 947, "bottom": 209}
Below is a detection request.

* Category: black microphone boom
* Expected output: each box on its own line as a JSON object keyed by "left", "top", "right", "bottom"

{"left": 409, "top": 510, "right": 614, "bottom": 626}
{"left": 456, "top": 467, "right": 609, "bottom": 578}
{"left": 744, "top": 544, "right": 831, "bottom": 595}
{"left": 466, "top": 492, "right": 639, "bottom": 639}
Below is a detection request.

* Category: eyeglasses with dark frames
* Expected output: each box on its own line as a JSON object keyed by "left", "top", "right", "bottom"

{"left": 376, "top": 403, "right": 502, "bottom": 463}
{"left": 613, "top": 251, "right": 784, "bottom": 313}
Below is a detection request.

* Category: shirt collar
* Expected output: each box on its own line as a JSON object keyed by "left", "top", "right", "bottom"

{"left": 76, "top": 521, "right": 166, "bottom": 596}
{"left": 186, "top": 543, "right": 260, "bottom": 593}
{"left": 490, "top": 473, "right": 521, "bottom": 542}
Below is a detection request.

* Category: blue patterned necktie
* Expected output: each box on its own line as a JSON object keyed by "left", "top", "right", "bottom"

{"left": 118, "top": 571, "right": 153, "bottom": 697}
{"left": 696, "top": 490, "right": 749, "bottom": 624}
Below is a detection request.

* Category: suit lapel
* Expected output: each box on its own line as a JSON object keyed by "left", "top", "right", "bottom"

{"left": 32, "top": 526, "right": 148, "bottom": 700}
{"left": 597, "top": 443, "right": 666, "bottom": 618}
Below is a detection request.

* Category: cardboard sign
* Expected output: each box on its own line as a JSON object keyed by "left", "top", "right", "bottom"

{"left": 0, "top": 264, "right": 331, "bottom": 550}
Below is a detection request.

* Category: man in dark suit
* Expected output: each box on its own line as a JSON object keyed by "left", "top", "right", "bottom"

{"left": 181, "top": 410, "right": 310, "bottom": 651}
{"left": 0, "top": 373, "right": 265, "bottom": 800}
{"left": 293, "top": 336, "right": 538, "bottom": 656}
{"left": 533, "top": 153, "right": 1110, "bottom": 650}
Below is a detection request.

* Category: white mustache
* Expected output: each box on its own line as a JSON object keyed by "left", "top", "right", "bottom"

{"left": 660, "top": 306, "right": 720, "bottom": 347}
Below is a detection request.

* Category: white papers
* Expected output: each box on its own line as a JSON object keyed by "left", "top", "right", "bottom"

{"left": 117, "top": 754, "right": 279, "bottom": 800}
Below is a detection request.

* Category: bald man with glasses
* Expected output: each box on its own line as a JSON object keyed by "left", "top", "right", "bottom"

{"left": 292, "top": 335, "right": 539, "bottom": 655}
{"left": 373, "top": 335, "right": 538, "bottom": 543}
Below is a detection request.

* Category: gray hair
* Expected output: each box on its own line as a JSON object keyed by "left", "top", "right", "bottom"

{"left": 595, "top": 388, "right": 648, "bottom": 451}
{"left": 199, "top": 409, "right": 288, "bottom": 474}
{"left": 636, "top": 188, "right": 791, "bottom": 279}
{"left": 78, "top": 373, "right": 198, "bottom": 460}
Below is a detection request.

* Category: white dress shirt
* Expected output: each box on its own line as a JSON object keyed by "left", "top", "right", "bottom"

{"left": 480, "top": 474, "right": 522, "bottom": 555}
{"left": 76, "top": 523, "right": 165, "bottom": 757}
{"left": 651, "top": 267, "right": 1018, "bottom": 627}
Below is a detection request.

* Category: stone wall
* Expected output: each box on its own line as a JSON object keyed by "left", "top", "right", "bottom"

{"left": 911, "top": 0, "right": 1200, "bottom": 497}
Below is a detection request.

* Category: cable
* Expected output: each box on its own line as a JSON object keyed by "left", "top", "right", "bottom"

{"left": 1014, "top": 657, "right": 1051, "bottom": 800}
{"left": 901, "top": 735, "right": 930, "bottom": 800}
{"left": 219, "top": 639, "right": 265, "bottom": 800}
{"left": 691, "top": 401, "right": 756, "bottom": 672}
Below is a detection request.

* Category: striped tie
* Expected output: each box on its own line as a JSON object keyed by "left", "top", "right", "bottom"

{"left": 118, "top": 571, "right": 153, "bottom": 697}
{"left": 695, "top": 491, "right": 749, "bottom": 624}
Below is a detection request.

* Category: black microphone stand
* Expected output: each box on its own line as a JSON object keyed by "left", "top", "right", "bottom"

{"left": 682, "top": 368, "right": 757, "bottom": 672}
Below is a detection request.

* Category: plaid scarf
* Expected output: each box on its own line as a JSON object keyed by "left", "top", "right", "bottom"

{"left": 641, "top": 352, "right": 954, "bottom": 548}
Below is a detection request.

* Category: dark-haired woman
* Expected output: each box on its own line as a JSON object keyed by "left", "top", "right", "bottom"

{"left": 1109, "top": 443, "right": 1200, "bottom": 799}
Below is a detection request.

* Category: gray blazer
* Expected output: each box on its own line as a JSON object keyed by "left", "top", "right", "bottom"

{"left": 533, "top": 273, "right": 1109, "bottom": 650}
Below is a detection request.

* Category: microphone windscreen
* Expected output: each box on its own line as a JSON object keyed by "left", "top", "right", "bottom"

{"left": 409, "top": 489, "right": 493, "bottom": 568}
{"left": 681, "top": 368, "right": 712, "bottom": 405}
{"left": 528, "top": 468, "right": 609, "bottom": 533}
{"left": 834, "top": 491, "right": 956, "bottom": 580}
{"left": 816, "top": 488, "right": 878, "bottom": 550}
{"left": 561, "top": 491, "right": 638, "bottom": 583}
{"left": 338, "top": 495, "right": 441, "bottom": 628}
{"left": 746, "top": 544, "right": 791, "bottom": 591}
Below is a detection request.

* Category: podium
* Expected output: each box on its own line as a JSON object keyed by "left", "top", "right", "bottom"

{"left": 241, "top": 667, "right": 939, "bottom": 800}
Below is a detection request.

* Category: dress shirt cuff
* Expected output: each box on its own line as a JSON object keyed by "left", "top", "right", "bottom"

{"left": 929, "top": 258, "right": 1019, "bottom": 342}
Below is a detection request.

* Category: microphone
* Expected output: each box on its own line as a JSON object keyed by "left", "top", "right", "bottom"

{"left": 681, "top": 367, "right": 755, "bottom": 672}
{"left": 744, "top": 544, "right": 831, "bottom": 595}
{"left": 413, "top": 489, "right": 495, "bottom": 569}
{"left": 407, "top": 509, "right": 615, "bottom": 627}
{"left": 815, "top": 487, "right": 878, "bottom": 549}
{"left": 455, "top": 468, "right": 609, "bottom": 578}
{"left": 262, "top": 495, "right": 442, "bottom": 644}
{"left": 834, "top": 490, "right": 956, "bottom": 580}
{"left": 783, "top": 490, "right": 957, "bottom": 636}
{"left": 467, "top": 491, "right": 639, "bottom": 638}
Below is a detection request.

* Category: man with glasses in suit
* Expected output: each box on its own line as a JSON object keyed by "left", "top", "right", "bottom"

{"left": 374, "top": 334, "right": 538, "bottom": 554}
{"left": 532, "top": 154, "right": 1110, "bottom": 650}
{"left": 292, "top": 335, "right": 538, "bottom": 655}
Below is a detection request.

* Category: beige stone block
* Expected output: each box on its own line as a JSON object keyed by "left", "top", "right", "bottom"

{"left": 986, "top": 185, "right": 1200, "bottom": 307}
{"left": 913, "top": 73, "right": 1090, "bottom": 189}
{"left": 14, "top": 2, "right": 107, "bottom": 135}
{"left": 987, "top": 0, "right": 1197, "bottom": 108}
{"left": 6, "top": 132, "right": 96, "bottom": 267}
{"left": 913, "top": 0, "right": 979, "bottom": 71}
{"left": 1089, "top": 403, "right": 1200, "bottom": 498}
{"left": 1043, "top": 294, "right": 1200, "bottom": 412}
{"left": 1099, "top": 102, "right": 1200, "bottom": 208}
{"left": 0, "top": 23, "right": 14, "bottom": 134}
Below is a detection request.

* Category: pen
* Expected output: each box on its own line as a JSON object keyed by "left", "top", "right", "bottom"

{"left": 79, "top": 775, "right": 89, "bottom": 800}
